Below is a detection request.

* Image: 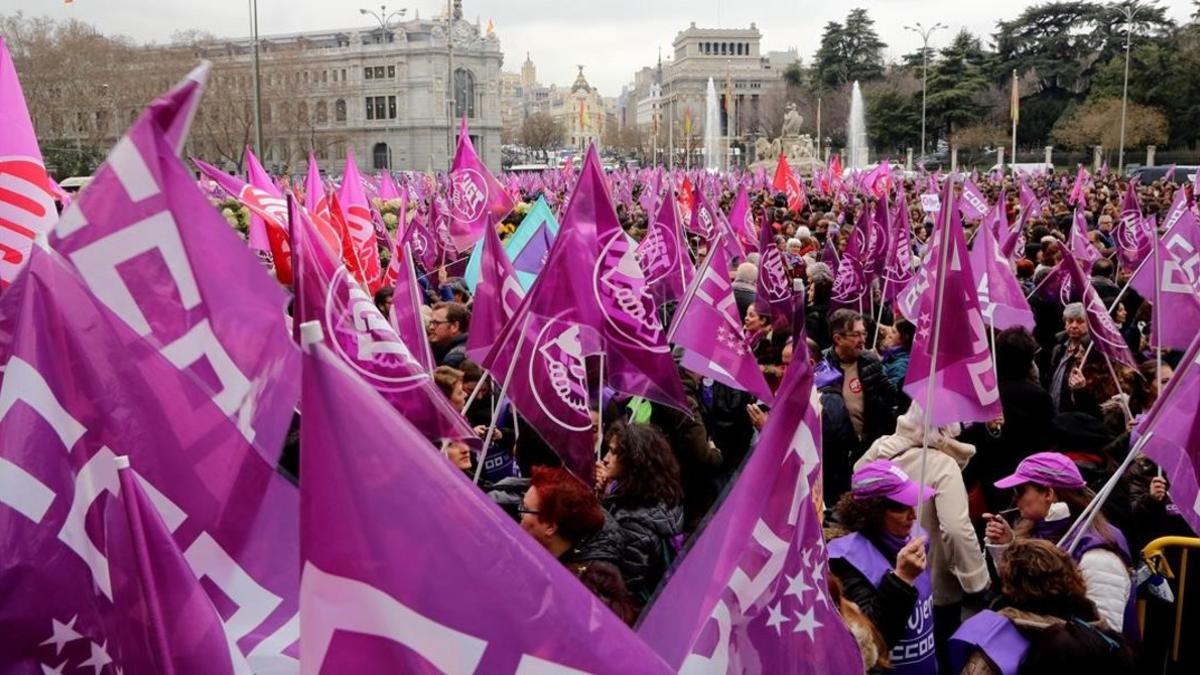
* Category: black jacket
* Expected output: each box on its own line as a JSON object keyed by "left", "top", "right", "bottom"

{"left": 604, "top": 498, "right": 684, "bottom": 604}
{"left": 561, "top": 513, "right": 626, "bottom": 568}
{"left": 432, "top": 332, "right": 469, "bottom": 367}
{"left": 830, "top": 546, "right": 919, "bottom": 651}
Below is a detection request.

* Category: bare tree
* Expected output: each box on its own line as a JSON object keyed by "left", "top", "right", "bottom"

{"left": 1051, "top": 98, "right": 1168, "bottom": 151}
{"left": 520, "top": 112, "right": 564, "bottom": 161}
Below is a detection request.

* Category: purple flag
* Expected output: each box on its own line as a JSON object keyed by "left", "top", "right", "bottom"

{"left": 728, "top": 185, "right": 758, "bottom": 253}
{"left": 299, "top": 332, "right": 671, "bottom": 672}
{"left": 969, "top": 217, "right": 1035, "bottom": 331}
{"left": 883, "top": 191, "right": 915, "bottom": 301}
{"left": 638, "top": 347, "right": 863, "bottom": 673}
{"left": 48, "top": 64, "right": 299, "bottom": 459}
{"left": 0, "top": 247, "right": 299, "bottom": 672}
{"left": 465, "top": 222, "right": 525, "bottom": 363}
{"left": 1136, "top": 332, "right": 1200, "bottom": 536}
{"left": 671, "top": 235, "right": 776, "bottom": 403}
{"left": 448, "top": 117, "right": 514, "bottom": 251}
{"left": 831, "top": 213, "right": 868, "bottom": 313}
{"left": 864, "top": 195, "right": 890, "bottom": 278}
{"left": 107, "top": 457, "right": 249, "bottom": 674}
{"left": 755, "top": 213, "right": 798, "bottom": 329}
{"left": 385, "top": 215, "right": 438, "bottom": 373}
{"left": 1068, "top": 206, "right": 1101, "bottom": 274}
{"left": 1059, "top": 244, "right": 1137, "bottom": 367}
{"left": 586, "top": 147, "right": 690, "bottom": 414}
{"left": 903, "top": 182, "right": 1003, "bottom": 427}
{"left": 290, "top": 198, "right": 473, "bottom": 441}
{"left": 1018, "top": 174, "right": 1042, "bottom": 219}
{"left": 1131, "top": 206, "right": 1200, "bottom": 351}
{"left": 960, "top": 178, "right": 989, "bottom": 221}
{"left": 1115, "top": 182, "right": 1153, "bottom": 274}
{"left": 637, "top": 190, "right": 694, "bottom": 305}
{"left": 688, "top": 188, "right": 720, "bottom": 240}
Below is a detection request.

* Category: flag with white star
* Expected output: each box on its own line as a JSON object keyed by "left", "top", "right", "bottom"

{"left": 638, "top": 339, "right": 862, "bottom": 673}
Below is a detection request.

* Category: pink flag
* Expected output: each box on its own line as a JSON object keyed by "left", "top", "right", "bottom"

{"left": 882, "top": 191, "right": 915, "bottom": 301}
{"left": 465, "top": 222, "right": 525, "bottom": 363}
{"left": 1068, "top": 166, "right": 1089, "bottom": 207}
{"left": 687, "top": 188, "right": 720, "bottom": 239}
{"left": 1115, "top": 182, "right": 1153, "bottom": 275}
{"left": 968, "top": 217, "right": 1035, "bottom": 331}
{"left": 245, "top": 146, "right": 284, "bottom": 252}
{"left": 671, "top": 235, "right": 775, "bottom": 403}
{"left": 903, "top": 181, "right": 1003, "bottom": 427}
{"left": 638, "top": 348, "right": 863, "bottom": 673}
{"left": 338, "top": 150, "right": 384, "bottom": 292}
{"left": 727, "top": 185, "right": 759, "bottom": 252}
{"left": 298, "top": 331, "right": 673, "bottom": 672}
{"left": 960, "top": 177, "right": 989, "bottom": 221}
{"left": 48, "top": 64, "right": 299, "bottom": 457}
{"left": 0, "top": 246, "right": 299, "bottom": 672}
{"left": 384, "top": 208, "right": 438, "bottom": 373}
{"left": 638, "top": 188, "right": 695, "bottom": 305}
{"left": 192, "top": 156, "right": 294, "bottom": 284}
{"left": 1018, "top": 174, "right": 1042, "bottom": 219}
{"left": 583, "top": 148, "right": 689, "bottom": 413}
{"left": 378, "top": 170, "right": 402, "bottom": 201}
{"left": 1135, "top": 332, "right": 1200, "bottom": 536}
{"left": 1059, "top": 244, "right": 1137, "bottom": 367}
{"left": 755, "top": 212, "right": 798, "bottom": 328}
{"left": 1131, "top": 205, "right": 1200, "bottom": 351}
{"left": 0, "top": 37, "right": 59, "bottom": 289}
{"left": 448, "top": 117, "right": 514, "bottom": 251}
{"left": 1068, "top": 206, "right": 1101, "bottom": 274}
{"left": 831, "top": 213, "right": 869, "bottom": 313}
{"left": 290, "top": 198, "right": 473, "bottom": 441}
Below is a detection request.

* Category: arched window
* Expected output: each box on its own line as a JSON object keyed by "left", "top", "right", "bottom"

{"left": 373, "top": 142, "right": 390, "bottom": 170}
{"left": 316, "top": 100, "right": 328, "bottom": 124}
{"left": 335, "top": 99, "right": 347, "bottom": 122}
{"left": 454, "top": 68, "right": 476, "bottom": 119}
{"left": 297, "top": 101, "right": 308, "bottom": 124}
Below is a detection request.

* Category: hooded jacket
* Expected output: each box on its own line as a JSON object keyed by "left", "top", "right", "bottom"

{"left": 603, "top": 497, "right": 684, "bottom": 604}
{"left": 856, "top": 405, "right": 990, "bottom": 606}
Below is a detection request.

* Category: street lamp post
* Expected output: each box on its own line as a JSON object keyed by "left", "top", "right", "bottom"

{"left": 359, "top": 5, "right": 407, "bottom": 170}
{"left": 903, "top": 21, "right": 946, "bottom": 165}
{"left": 248, "top": 0, "right": 264, "bottom": 156}
{"left": 1117, "top": 1, "right": 1156, "bottom": 175}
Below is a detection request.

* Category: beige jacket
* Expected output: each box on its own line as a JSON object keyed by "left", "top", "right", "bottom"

{"left": 855, "top": 408, "right": 991, "bottom": 606}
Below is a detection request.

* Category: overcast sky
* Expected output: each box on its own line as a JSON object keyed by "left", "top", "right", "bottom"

{"left": 5, "top": 0, "right": 1194, "bottom": 95}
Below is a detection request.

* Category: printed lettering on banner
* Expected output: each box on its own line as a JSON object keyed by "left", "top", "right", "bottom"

{"left": 595, "top": 231, "right": 665, "bottom": 351}
{"left": 324, "top": 266, "right": 424, "bottom": 390}
{"left": 449, "top": 169, "right": 488, "bottom": 222}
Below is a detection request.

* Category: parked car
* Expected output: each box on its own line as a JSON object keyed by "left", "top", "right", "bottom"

{"left": 1128, "top": 165, "right": 1198, "bottom": 184}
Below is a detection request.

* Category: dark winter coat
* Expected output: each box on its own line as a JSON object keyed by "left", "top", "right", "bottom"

{"left": 604, "top": 498, "right": 684, "bottom": 604}
{"left": 432, "top": 332, "right": 469, "bottom": 367}
{"left": 830, "top": 546, "right": 919, "bottom": 650}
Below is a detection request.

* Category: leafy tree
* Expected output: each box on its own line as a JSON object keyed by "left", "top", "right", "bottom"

{"left": 1051, "top": 97, "right": 1168, "bottom": 150}
{"left": 1090, "top": 33, "right": 1200, "bottom": 149}
{"left": 925, "top": 30, "right": 990, "bottom": 143}
{"left": 812, "top": 9, "right": 887, "bottom": 89}
{"left": 865, "top": 88, "right": 919, "bottom": 155}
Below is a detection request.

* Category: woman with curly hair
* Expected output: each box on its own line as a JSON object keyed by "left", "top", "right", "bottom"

{"left": 595, "top": 422, "right": 684, "bottom": 603}
{"left": 828, "top": 460, "right": 935, "bottom": 675}
{"left": 948, "top": 539, "right": 1134, "bottom": 675}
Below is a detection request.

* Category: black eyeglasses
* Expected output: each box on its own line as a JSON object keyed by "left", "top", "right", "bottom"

{"left": 427, "top": 319, "right": 450, "bottom": 327}
{"left": 516, "top": 506, "right": 540, "bottom": 516}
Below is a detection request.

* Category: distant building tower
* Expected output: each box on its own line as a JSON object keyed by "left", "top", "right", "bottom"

{"left": 521, "top": 52, "right": 537, "bottom": 89}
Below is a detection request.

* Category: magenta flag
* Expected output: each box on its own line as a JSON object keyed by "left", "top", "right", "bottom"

{"left": 969, "top": 217, "right": 1035, "bottom": 331}
{"left": 298, "top": 334, "right": 672, "bottom": 673}
{"left": 1059, "top": 244, "right": 1137, "bottom": 367}
{"left": 688, "top": 188, "right": 720, "bottom": 239}
{"left": 48, "top": 65, "right": 299, "bottom": 458}
{"left": 0, "top": 36, "right": 57, "bottom": 289}
{"left": 1068, "top": 166, "right": 1089, "bottom": 207}
{"left": 378, "top": 170, "right": 402, "bottom": 201}
{"left": 290, "top": 198, "right": 473, "bottom": 441}
{"left": 304, "top": 152, "right": 327, "bottom": 215}
{"left": 465, "top": 222, "right": 525, "bottom": 363}
{"left": 384, "top": 212, "right": 438, "bottom": 373}
{"left": 337, "top": 151, "right": 384, "bottom": 292}
{"left": 448, "top": 118, "right": 514, "bottom": 251}
{"left": 903, "top": 183, "right": 1003, "bottom": 427}
{"left": 246, "top": 146, "right": 286, "bottom": 249}
{"left": 883, "top": 189, "right": 915, "bottom": 301}
{"left": 1115, "top": 182, "right": 1153, "bottom": 275}
{"left": 755, "top": 212, "right": 798, "bottom": 329}
{"left": 192, "top": 157, "right": 294, "bottom": 284}
{"left": 728, "top": 185, "right": 758, "bottom": 252}
{"left": 1136, "top": 333, "right": 1200, "bottom": 536}
{"left": 0, "top": 247, "right": 299, "bottom": 672}
{"left": 1018, "top": 174, "right": 1042, "bottom": 219}
{"left": 638, "top": 349, "right": 863, "bottom": 673}
{"left": 831, "top": 213, "right": 868, "bottom": 313}
{"left": 1068, "top": 206, "right": 1101, "bottom": 274}
{"left": 637, "top": 190, "right": 694, "bottom": 305}
{"left": 585, "top": 147, "right": 689, "bottom": 413}
{"left": 1131, "top": 206, "right": 1200, "bottom": 351}
{"left": 107, "top": 458, "right": 249, "bottom": 674}
{"left": 671, "top": 235, "right": 775, "bottom": 403}
{"left": 960, "top": 178, "right": 989, "bottom": 221}
{"left": 863, "top": 195, "right": 890, "bottom": 278}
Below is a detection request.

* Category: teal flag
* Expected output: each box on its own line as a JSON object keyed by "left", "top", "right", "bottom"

{"left": 464, "top": 195, "right": 560, "bottom": 292}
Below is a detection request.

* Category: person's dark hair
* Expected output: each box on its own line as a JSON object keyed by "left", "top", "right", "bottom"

{"left": 514, "top": 419, "right": 563, "bottom": 475}
{"left": 832, "top": 492, "right": 890, "bottom": 532}
{"left": 810, "top": 274, "right": 834, "bottom": 306}
{"left": 1091, "top": 257, "right": 1115, "bottom": 280}
{"left": 433, "top": 301, "right": 471, "bottom": 332}
{"left": 1000, "top": 539, "right": 1098, "bottom": 620}
{"left": 829, "top": 308, "right": 864, "bottom": 337}
{"left": 459, "top": 360, "right": 484, "bottom": 385}
{"left": 1017, "top": 620, "right": 1134, "bottom": 675}
{"left": 373, "top": 286, "right": 394, "bottom": 312}
{"left": 530, "top": 466, "right": 605, "bottom": 544}
{"left": 565, "top": 560, "right": 641, "bottom": 626}
{"left": 893, "top": 319, "right": 915, "bottom": 350}
{"left": 995, "top": 327, "right": 1039, "bottom": 382}
{"left": 604, "top": 423, "right": 683, "bottom": 509}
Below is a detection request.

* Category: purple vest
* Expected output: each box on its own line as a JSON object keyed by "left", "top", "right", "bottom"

{"left": 828, "top": 532, "right": 938, "bottom": 675}
{"left": 948, "top": 610, "right": 1030, "bottom": 675}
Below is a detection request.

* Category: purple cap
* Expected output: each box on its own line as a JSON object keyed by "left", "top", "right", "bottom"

{"left": 851, "top": 460, "right": 934, "bottom": 507}
{"left": 993, "top": 452, "right": 1086, "bottom": 490}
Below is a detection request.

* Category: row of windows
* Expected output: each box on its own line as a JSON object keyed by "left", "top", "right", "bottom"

{"left": 700, "top": 41, "right": 750, "bottom": 56}
{"left": 365, "top": 96, "right": 398, "bottom": 120}
{"left": 363, "top": 65, "right": 397, "bottom": 80}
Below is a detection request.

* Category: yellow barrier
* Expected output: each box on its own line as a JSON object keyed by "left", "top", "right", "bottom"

{"left": 1140, "top": 536, "right": 1200, "bottom": 663}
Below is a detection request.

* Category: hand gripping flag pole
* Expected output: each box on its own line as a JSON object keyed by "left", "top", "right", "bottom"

{"left": 473, "top": 313, "right": 532, "bottom": 485}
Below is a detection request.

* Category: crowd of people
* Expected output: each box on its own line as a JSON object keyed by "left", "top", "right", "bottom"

{"left": 358, "top": 168, "right": 1194, "bottom": 674}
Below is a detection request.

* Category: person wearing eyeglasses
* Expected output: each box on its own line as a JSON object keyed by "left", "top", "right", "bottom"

{"left": 427, "top": 301, "right": 470, "bottom": 368}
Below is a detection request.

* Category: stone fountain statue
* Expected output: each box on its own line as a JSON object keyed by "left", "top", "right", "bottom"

{"left": 751, "top": 102, "right": 817, "bottom": 172}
